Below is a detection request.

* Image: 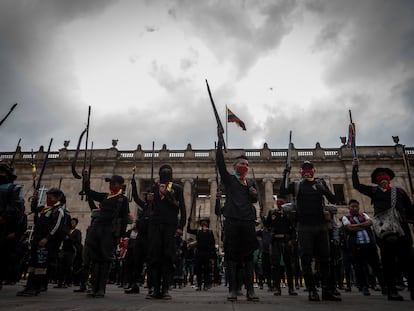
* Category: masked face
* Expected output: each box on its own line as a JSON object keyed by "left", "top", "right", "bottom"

{"left": 376, "top": 174, "right": 391, "bottom": 189}
{"left": 109, "top": 183, "right": 121, "bottom": 194}
{"left": 234, "top": 159, "right": 249, "bottom": 177}
{"left": 236, "top": 166, "right": 248, "bottom": 176}
{"left": 301, "top": 169, "right": 314, "bottom": 179}
{"left": 159, "top": 169, "right": 172, "bottom": 183}
{"left": 46, "top": 195, "right": 58, "bottom": 207}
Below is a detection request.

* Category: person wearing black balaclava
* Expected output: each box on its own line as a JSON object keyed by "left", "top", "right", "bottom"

{"left": 216, "top": 141, "right": 260, "bottom": 302}
{"left": 0, "top": 164, "right": 26, "bottom": 289}
{"left": 83, "top": 174, "right": 129, "bottom": 298}
{"left": 280, "top": 161, "right": 340, "bottom": 302}
{"left": 145, "top": 164, "right": 186, "bottom": 300}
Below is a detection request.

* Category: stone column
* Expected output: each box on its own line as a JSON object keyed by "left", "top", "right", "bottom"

{"left": 262, "top": 177, "right": 275, "bottom": 213}
{"left": 209, "top": 178, "right": 219, "bottom": 244}
{"left": 181, "top": 178, "right": 193, "bottom": 235}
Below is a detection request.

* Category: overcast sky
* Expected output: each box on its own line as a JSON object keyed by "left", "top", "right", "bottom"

{"left": 0, "top": 0, "right": 413, "bottom": 153}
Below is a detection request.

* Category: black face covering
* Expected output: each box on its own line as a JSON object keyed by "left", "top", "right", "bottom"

{"left": 0, "top": 175, "right": 9, "bottom": 185}
{"left": 159, "top": 170, "right": 172, "bottom": 183}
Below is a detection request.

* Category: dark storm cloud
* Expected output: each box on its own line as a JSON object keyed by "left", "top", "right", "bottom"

{"left": 171, "top": 0, "right": 298, "bottom": 77}
{"left": 0, "top": 0, "right": 117, "bottom": 151}
{"left": 255, "top": 0, "right": 414, "bottom": 148}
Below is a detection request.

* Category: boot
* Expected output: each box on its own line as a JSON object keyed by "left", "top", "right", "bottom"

{"left": 16, "top": 273, "right": 39, "bottom": 297}
{"left": 245, "top": 261, "right": 259, "bottom": 302}
{"left": 288, "top": 287, "right": 298, "bottom": 296}
{"left": 95, "top": 262, "right": 110, "bottom": 298}
{"left": 387, "top": 287, "right": 404, "bottom": 301}
{"left": 308, "top": 290, "right": 320, "bottom": 301}
{"left": 226, "top": 261, "right": 238, "bottom": 301}
{"left": 322, "top": 290, "right": 342, "bottom": 301}
{"left": 73, "top": 283, "right": 87, "bottom": 293}
{"left": 87, "top": 262, "right": 100, "bottom": 297}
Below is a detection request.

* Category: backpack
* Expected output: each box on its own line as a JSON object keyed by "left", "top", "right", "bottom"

{"left": 372, "top": 187, "right": 405, "bottom": 240}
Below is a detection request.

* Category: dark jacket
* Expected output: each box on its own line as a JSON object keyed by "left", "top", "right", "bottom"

{"left": 280, "top": 177, "right": 336, "bottom": 226}
{"left": 149, "top": 182, "right": 186, "bottom": 230}
{"left": 86, "top": 189, "right": 130, "bottom": 239}
{"left": 216, "top": 143, "right": 257, "bottom": 222}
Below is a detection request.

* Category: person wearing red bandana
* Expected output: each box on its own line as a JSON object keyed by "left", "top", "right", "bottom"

{"left": 83, "top": 174, "right": 129, "bottom": 298}
{"left": 280, "top": 161, "right": 340, "bottom": 302}
{"left": 352, "top": 160, "right": 414, "bottom": 301}
{"left": 145, "top": 164, "right": 186, "bottom": 300}
{"left": 17, "top": 188, "right": 66, "bottom": 297}
{"left": 216, "top": 140, "right": 260, "bottom": 302}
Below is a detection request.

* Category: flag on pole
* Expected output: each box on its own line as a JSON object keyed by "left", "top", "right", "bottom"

{"left": 227, "top": 108, "right": 246, "bottom": 131}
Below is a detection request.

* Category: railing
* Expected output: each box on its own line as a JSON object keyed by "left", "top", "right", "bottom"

{"left": 1, "top": 145, "right": 412, "bottom": 163}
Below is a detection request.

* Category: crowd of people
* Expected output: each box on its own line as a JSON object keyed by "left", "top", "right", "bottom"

{"left": 0, "top": 145, "right": 413, "bottom": 302}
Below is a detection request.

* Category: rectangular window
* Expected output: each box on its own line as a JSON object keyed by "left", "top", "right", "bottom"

{"left": 333, "top": 184, "right": 346, "bottom": 205}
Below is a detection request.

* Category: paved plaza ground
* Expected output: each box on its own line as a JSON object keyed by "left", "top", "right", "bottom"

{"left": 0, "top": 282, "right": 413, "bottom": 311}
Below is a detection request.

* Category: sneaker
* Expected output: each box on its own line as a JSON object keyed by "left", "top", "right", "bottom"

{"left": 273, "top": 289, "right": 281, "bottom": 296}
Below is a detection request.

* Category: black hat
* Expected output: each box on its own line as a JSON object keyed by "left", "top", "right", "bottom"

{"left": 371, "top": 168, "right": 395, "bottom": 183}
{"left": 159, "top": 164, "right": 172, "bottom": 173}
{"left": 301, "top": 161, "right": 314, "bottom": 169}
{"left": 0, "top": 163, "right": 17, "bottom": 181}
{"left": 47, "top": 188, "right": 66, "bottom": 204}
{"left": 199, "top": 218, "right": 210, "bottom": 224}
{"left": 105, "top": 175, "right": 124, "bottom": 184}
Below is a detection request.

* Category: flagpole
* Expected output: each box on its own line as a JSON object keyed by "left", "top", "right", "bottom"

{"left": 226, "top": 105, "right": 228, "bottom": 147}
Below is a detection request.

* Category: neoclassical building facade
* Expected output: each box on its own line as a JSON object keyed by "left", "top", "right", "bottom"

{"left": 2, "top": 141, "right": 413, "bottom": 244}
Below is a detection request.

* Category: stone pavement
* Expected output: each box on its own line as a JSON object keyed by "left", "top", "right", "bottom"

{"left": 0, "top": 283, "right": 413, "bottom": 311}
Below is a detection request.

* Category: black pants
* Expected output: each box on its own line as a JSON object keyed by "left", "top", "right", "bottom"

{"left": 351, "top": 243, "right": 384, "bottom": 289}
{"left": 378, "top": 237, "right": 413, "bottom": 293}
{"left": 297, "top": 225, "right": 332, "bottom": 292}
{"left": 147, "top": 223, "right": 176, "bottom": 294}
{"left": 224, "top": 219, "right": 258, "bottom": 262}
{"left": 271, "top": 239, "right": 295, "bottom": 290}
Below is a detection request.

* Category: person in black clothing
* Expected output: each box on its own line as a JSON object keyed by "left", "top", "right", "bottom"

{"left": 216, "top": 141, "right": 259, "bottom": 302}
{"left": 352, "top": 161, "right": 414, "bottom": 301}
{"left": 55, "top": 217, "right": 82, "bottom": 288}
{"left": 70, "top": 218, "right": 83, "bottom": 287}
{"left": 0, "top": 164, "right": 26, "bottom": 289}
{"left": 264, "top": 199, "right": 298, "bottom": 296}
{"left": 123, "top": 223, "right": 139, "bottom": 293}
{"left": 187, "top": 218, "right": 216, "bottom": 291}
{"left": 84, "top": 174, "right": 130, "bottom": 298}
{"left": 73, "top": 196, "right": 99, "bottom": 293}
{"left": 124, "top": 178, "right": 151, "bottom": 294}
{"left": 17, "top": 188, "right": 66, "bottom": 297}
{"left": 280, "top": 161, "right": 340, "bottom": 302}
{"left": 145, "top": 164, "right": 186, "bottom": 300}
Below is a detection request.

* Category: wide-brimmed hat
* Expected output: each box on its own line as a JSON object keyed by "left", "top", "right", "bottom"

{"left": 371, "top": 167, "right": 395, "bottom": 183}
{"left": 105, "top": 175, "right": 124, "bottom": 184}
{"left": 301, "top": 161, "right": 314, "bottom": 169}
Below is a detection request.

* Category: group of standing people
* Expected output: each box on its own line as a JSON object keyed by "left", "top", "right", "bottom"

{"left": 1, "top": 139, "right": 413, "bottom": 302}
